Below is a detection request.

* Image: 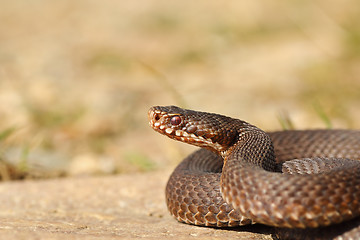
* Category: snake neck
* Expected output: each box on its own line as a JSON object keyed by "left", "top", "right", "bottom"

{"left": 224, "top": 128, "right": 277, "bottom": 172}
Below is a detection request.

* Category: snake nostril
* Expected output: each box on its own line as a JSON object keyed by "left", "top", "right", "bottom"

{"left": 154, "top": 113, "right": 160, "bottom": 121}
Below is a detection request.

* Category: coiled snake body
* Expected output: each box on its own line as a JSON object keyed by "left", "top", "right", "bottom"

{"left": 148, "top": 106, "right": 360, "bottom": 239}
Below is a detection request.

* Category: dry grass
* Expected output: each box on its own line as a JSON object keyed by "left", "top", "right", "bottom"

{"left": 0, "top": 1, "right": 359, "bottom": 180}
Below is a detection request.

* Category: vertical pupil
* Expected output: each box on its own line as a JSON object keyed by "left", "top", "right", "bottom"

{"left": 170, "top": 116, "right": 181, "bottom": 125}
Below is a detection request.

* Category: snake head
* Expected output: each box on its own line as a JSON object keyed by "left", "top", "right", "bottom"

{"left": 148, "top": 105, "right": 246, "bottom": 154}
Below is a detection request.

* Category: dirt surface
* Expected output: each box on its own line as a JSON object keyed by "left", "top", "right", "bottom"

{"left": 0, "top": 170, "right": 272, "bottom": 240}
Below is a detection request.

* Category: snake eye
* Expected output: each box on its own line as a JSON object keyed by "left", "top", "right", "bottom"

{"left": 170, "top": 116, "right": 181, "bottom": 126}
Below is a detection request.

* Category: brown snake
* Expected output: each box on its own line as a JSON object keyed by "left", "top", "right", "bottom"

{"left": 148, "top": 105, "right": 360, "bottom": 239}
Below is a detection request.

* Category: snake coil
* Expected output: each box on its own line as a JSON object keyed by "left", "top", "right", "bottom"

{"left": 148, "top": 105, "right": 360, "bottom": 239}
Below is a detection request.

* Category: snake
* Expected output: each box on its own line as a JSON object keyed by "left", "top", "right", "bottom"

{"left": 148, "top": 105, "right": 360, "bottom": 239}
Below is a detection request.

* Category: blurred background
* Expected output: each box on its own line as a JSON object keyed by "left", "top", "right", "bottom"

{"left": 0, "top": 0, "right": 359, "bottom": 180}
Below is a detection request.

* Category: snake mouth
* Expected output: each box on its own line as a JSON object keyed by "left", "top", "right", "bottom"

{"left": 148, "top": 106, "right": 225, "bottom": 152}
{"left": 148, "top": 107, "right": 190, "bottom": 137}
{"left": 148, "top": 107, "right": 179, "bottom": 132}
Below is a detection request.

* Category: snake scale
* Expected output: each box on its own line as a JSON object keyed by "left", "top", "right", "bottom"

{"left": 148, "top": 105, "right": 360, "bottom": 240}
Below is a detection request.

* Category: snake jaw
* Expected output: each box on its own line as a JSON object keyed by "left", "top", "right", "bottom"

{"left": 148, "top": 106, "right": 226, "bottom": 153}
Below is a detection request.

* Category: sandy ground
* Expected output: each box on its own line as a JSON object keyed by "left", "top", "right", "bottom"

{"left": 0, "top": 170, "right": 273, "bottom": 240}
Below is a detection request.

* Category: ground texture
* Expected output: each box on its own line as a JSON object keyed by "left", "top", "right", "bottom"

{"left": 0, "top": 170, "right": 272, "bottom": 240}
